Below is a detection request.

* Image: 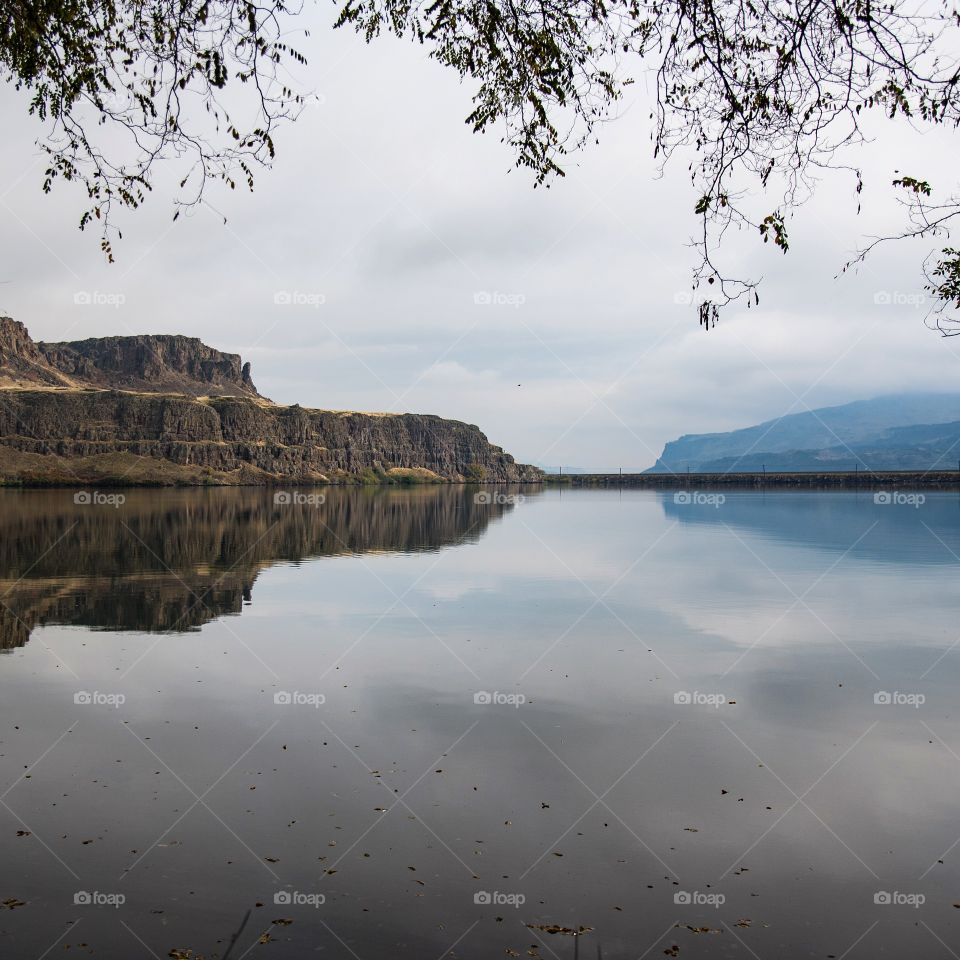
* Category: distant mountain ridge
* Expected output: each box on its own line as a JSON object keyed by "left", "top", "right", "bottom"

{"left": 649, "top": 394, "right": 960, "bottom": 473}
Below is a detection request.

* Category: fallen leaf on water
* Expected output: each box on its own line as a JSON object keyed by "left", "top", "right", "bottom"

{"left": 526, "top": 924, "right": 593, "bottom": 936}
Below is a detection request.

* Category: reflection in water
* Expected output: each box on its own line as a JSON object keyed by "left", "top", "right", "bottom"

{"left": 660, "top": 487, "right": 960, "bottom": 562}
{"left": 3, "top": 488, "right": 960, "bottom": 960}
{"left": 0, "top": 486, "right": 529, "bottom": 650}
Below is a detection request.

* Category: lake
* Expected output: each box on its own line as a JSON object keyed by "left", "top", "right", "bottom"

{"left": 1, "top": 485, "right": 959, "bottom": 958}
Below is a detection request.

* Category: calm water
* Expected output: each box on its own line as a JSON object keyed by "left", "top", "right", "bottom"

{"left": 2, "top": 485, "right": 960, "bottom": 958}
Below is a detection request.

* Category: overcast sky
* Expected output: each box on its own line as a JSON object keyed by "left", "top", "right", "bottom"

{"left": 1, "top": 11, "right": 958, "bottom": 470}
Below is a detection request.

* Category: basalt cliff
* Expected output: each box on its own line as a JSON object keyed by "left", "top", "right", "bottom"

{"left": 0, "top": 317, "right": 541, "bottom": 485}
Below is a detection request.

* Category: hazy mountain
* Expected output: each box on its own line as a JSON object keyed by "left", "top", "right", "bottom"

{"left": 649, "top": 394, "right": 960, "bottom": 472}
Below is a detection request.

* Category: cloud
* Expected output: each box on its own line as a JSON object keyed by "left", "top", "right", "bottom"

{"left": 0, "top": 9, "right": 956, "bottom": 469}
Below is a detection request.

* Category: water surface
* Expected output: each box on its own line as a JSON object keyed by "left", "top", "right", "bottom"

{"left": 2, "top": 486, "right": 959, "bottom": 958}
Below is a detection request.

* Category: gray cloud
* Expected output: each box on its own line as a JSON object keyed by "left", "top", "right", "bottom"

{"left": 0, "top": 11, "right": 956, "bottom": 470}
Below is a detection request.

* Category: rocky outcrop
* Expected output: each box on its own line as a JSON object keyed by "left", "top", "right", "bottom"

{"left": 0, "top": 317, "right": 541, "bottom": 485}
{"left": 0, "top": 315, "right": 261, "bottom": 397}
{"left": 38, "top": 333, "right": 262, "bottom": 398}
{"left": 0, "top": 316, "right": 75, "bottom": 388}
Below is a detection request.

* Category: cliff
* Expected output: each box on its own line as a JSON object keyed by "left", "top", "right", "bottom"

{"left": 0, "top": 317, "right": 541, "bottom": 485}
{"left": 38, "top": 334, "right": 261, "bottom": 398}
{"left": 0, "top": 316, "right": 75, "bottom": 388}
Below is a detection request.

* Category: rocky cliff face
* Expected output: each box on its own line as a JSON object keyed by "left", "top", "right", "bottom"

{"left": 0, "top": 317, "right": 74, "bottom": 388}
{"left": 38, "top": 334, "right": 261, "bottom": 398}
{"left": 0, "top": 317, "right": 541, "bottom": 485}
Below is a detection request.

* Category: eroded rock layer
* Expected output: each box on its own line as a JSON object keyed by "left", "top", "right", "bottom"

{"left": 0, "top": 317, "right": 541, "bottom": 485}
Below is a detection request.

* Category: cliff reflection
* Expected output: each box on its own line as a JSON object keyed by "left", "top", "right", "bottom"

{"left": 0, "top": 486, "right": 530, "bottom": 650}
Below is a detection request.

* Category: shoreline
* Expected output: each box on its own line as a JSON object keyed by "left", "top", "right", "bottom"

{"left": 544, "top": 471, "right": 960, "bottom": 489}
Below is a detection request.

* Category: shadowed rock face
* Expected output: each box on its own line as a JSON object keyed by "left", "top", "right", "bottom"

{"left": 0, "top": 316, "right": 260, "bottom": 397}
{"left": 0, "top": 486, "right": 534, "bottom": 650}
{"left": 38, "top": 334, "right": 262, "bottom": 399}
{"left": 0, "top": 317, "right": 73, "bottom": 388}
{"left": 0, "top": 318, "right": 542, "bottom": 484}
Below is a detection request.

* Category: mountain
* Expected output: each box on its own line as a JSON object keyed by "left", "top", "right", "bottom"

{"left": 38, "top": 333, "right": 262, "bottom": 398}
{"left": 0, "top": 316, "right": 541, "bottom": 485}
{"left": 698, "top": 421, "right": 960, "bottom": 472}
{"left": 649, "top": 394, "right": 960, "bottom": 472}
{"left": 0, "top": 315, "right": 262, "bottom": 398}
